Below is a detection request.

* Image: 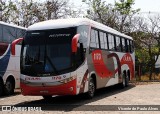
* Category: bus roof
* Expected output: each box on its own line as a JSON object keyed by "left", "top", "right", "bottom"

{"left": 0, "top": 21, "right": 26, "bottom": 30}
{"left": 27, "top": 18, "right": 132, "bottom": 40}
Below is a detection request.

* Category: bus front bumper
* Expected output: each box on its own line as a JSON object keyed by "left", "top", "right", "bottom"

{"left": 20, "top": 79, "right": 77, "bottom": 96}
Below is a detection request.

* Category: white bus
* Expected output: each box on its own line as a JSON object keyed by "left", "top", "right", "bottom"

{"left": 0, "top": 21, "right": 26, "bottom": 96}
{"left": 20, "top": 18, "right": 135, "bottom": 99}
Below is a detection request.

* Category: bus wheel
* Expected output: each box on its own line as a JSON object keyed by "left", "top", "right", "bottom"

{"left": 42, "top": 96, "right": 52, "bottom": 100}
{"left": 120, "top": 73, "right": 126, "bottom": 88}
{"left": 125, "top": 73, "right": 129, "bottom": 87}
{"left": 86, "top": 77, "right": 95, "bottom": 99}
{"left": 0, "top": 80, "right": 4, "bottom": 96}
{"left": 5, "top": 79, "right": 14, "bottom": 95}
{"left": 120, "top": 72, "right": 128, "bottom": 88}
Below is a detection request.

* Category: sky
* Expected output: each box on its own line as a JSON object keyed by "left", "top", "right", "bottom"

{"left": 70, "top": 0, "right": 160, "bottom": 13}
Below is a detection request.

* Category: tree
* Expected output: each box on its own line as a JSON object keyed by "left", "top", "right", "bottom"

{"left": 114, "top": 0, "right": 140, "bottom": 33}
{"left": 0, "top": 0, "right": 17, "bottom": 22}
{"left": 82, "top": 0, "right": 140, "bottom": 33}
{"left": 1, "top": 0, "right": 81, "bottom": 27}
{"left": 131, "top": 15, "right": 160, "bottom": 80}
{"left": 82, "top": 0, "right": 118, "bottom": 28}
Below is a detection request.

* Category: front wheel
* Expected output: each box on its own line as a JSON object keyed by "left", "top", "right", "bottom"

{"left": 0, "top": 80, "right": 4, "bottom": 96}
{"left": 125, "top": 74, "right": 129, "bottom": 87}
{"left": 5, "top": 79, "right": 14, "bottom": 95}
{"left": 86, "top": 77, "right": 95, "bottom": 99}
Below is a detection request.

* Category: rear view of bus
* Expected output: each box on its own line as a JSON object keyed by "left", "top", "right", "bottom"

{"left": 20, "top": 18, "right": 135, "bottom": 99}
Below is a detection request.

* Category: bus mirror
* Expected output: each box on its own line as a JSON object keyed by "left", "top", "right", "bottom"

{"left": 11, "top": 38, "right": 23, "bottom": 55}
{"left": 72, "top": 34, "right": 80, "bottom": 53}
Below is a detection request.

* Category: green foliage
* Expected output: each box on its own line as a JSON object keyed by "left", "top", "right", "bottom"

{"left": 83, "top": 0, "right": 140, "bottom": 32}
{"left": 1, "top": 0, "right": 80, "bottom": 27}
{"left": 115, "top": 0, "right": 140, "bottom": 15}
{"left": 136, "top": 48, "right": 150, "bottom": 64}
{"left": 0, "top": 0, "right": 17, "bottom": 22}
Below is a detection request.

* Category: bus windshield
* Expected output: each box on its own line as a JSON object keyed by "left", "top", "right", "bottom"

{"left": 21, "top": 27, "right": 76, "bottom": 76}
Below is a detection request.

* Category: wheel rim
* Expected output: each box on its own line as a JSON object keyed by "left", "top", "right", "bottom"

{"left": 6, "top": 82, "right": 12, "bottom": 92}
{"left": 126, "top": 75, "right": 129, "bottom": 85}
{"left": 89, "top": 80, "right": 95, "bottom": 97}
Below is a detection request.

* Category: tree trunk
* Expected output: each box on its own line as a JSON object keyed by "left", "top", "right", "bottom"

{"left": 149, "top": 67, "right": 152, "bottom": 80}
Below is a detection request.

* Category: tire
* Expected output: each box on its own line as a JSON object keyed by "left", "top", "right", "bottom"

{"left": 120, "top": 73, "right": 126, "bottom": 88}
{"left": 86, "top": 77, "right": 96, "bottom": 99}
{"left": 0, "top": 80, "right": 4, "bottom": 96}
{"left": 125, "top": 73, "right": 129, "bottom": 87}
{"left": 5, "top": 79, "right": 14, "bottom": 95}
{"left": 42, "top": 96, "right": 52, "bottom": 100}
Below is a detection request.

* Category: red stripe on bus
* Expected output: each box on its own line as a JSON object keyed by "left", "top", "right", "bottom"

{"left": 79, "top": 69, "right": 88, "bottom": 93}
{"left": 92, "top": 50, "right": 113, "bottom": 78}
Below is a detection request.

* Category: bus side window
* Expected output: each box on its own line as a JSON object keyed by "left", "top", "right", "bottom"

{"left": 125, "top": 39, "right": 130, "bottom": 52}
{"left": 0, "top": 24, "right": 2, "bottom": 42}
{"left": 108, "top": 34, "right": 115, "bottom": 51}
{"left": 99, "top": 31, "right": 108, "bottom": 50}
{"left": 104, "top": 33, "right": 108, "bottom": 49}
{"left": 90, "top": 29, "right": 99, "bottom": 49}
{"left": 121, "top": 38, "right": 125, "bottom": 52}
{"left": 128, "top": 40, "right": 131, "bottom": 53}
{"left": 99, "top": 31, "right": 104, "bottom": 49}
{"left": 130, "top": 40, "right": 134, "bottom": 53}
{"left": 77, "top": 25, "right": 89, "bottom": 65}
{"left": 3, "top": 25, "right": 16, "bottom": 43}
{"left": 115, "top": 36, "right": 121, "bottom": 52}
{"left": 125, "top": 39, "right": 128, "bottom": 52}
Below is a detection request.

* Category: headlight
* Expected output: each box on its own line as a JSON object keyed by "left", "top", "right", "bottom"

{"left": 59, "top": 75, "right": 76, "bottom": 84}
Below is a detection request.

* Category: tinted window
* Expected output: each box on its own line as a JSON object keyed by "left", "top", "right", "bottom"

{"left": 0, "top": 24, "right": 2, "bottom": 42}
{"left": 77, "top": 25, "right": 89, "bottom": 65}
{"left": 100, "top": 31, "right": 108, "bottom": 49}
{"left": 108, "top": 34, "right": 115, "bottom": 50}
{"left": 77, "top": 25, "right": 89, "bottom": 49}
{"left": 115, "top": 36, "right": 121, "bottom": 51}
{"left": 90, "top": 29, "right": 99, "bottom": 48}
{"left": 121, "top": 38, "right": 125, "bottom": 52}
{"left": 125, "top": 39, "right": 130, "bottom": 52}
{"left": 127, "top": 40, "right": 130, "bottom": 52}
{"left": 17, "top": 29, "right": 26, "bottom": 38}
{"left": 21, "top": 27, "right": 76, "bottom": 76}
{"left": 130, "top": 40, "right": 134, "bottom": 53}
{"left": 3, "top": 26, "right": 17, "bottom": 43}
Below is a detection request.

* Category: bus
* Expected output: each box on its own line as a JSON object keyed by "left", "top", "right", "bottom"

{"left": 0, "top": 21, "right": 26, "bottom": 96}
{"left": 20, "top": 18, "right": 135, "bottom": 99}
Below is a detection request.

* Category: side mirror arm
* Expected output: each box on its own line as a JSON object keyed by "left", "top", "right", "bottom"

{"left": 11, "top": 38, "right": 23, "bottom": 55}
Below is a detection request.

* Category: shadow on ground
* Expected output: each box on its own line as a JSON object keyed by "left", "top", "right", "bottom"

{"left": 14, "top": 84, "right": 135, "bottom": 111}
{"left": 0, "top": 89, "right": 21, "bottom": 99}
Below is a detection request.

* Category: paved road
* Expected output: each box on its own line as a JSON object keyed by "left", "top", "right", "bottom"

{"left": 1, "top": 82, "right": 160, "bottom": 114}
